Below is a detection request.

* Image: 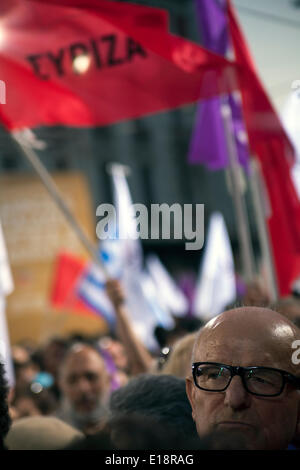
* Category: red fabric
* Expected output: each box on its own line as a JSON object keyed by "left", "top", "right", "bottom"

{"left": 50, "top": 252, "right": 95, "bottom": 317}
{"left": 0, "top": 0, "right": 240, "bottom": 130}
{"left": 28, "top": 0, "right": 170, "bottom": 32}
{"left": 227, "top": 1, "right": 300, "bottom": 295}
{"left": 227, "top": 1, "right": 294, "bottom": 155}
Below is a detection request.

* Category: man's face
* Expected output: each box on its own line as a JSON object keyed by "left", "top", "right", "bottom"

{"left": 61, "top": 349, "right": 110, "bottom": 415}
{"left": 186, "top": 316, "right": 300, "bottom": 450}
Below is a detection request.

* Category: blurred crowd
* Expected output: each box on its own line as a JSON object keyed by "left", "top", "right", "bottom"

{"left": 0, "top": 277, "right": 300, "bottom": 450}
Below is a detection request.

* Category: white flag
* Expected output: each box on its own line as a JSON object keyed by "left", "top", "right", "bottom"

{"left": 92, "top": 164, "right": 172, "bottom": 351}
{"left": 193, "top": 212, "right": 236, "bottom": 321}
{"left": 139, "top": 271, "right": 175, "bottom": 330}
{"left": 146, "top": 253, "right": 188, "bottom": 317}
{"left": 0, "top": 220, "right": 15, "bottom": 387}
{"left": 110, "top": 163, "right": 143, "bottom": 272}
{"left": 123, "top": 273, "right": 168, "bottom": 351}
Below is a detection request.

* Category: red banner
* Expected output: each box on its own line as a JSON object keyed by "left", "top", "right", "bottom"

{"left": 0, "top": 0, "right": 240, "bottom": 130}
{"left": 228, "top": 0, "right": 300, "bottom": 295}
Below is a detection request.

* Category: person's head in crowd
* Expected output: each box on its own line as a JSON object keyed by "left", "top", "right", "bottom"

{"left": 97, "top": 336, "right": 129, "bottom": 374}
{"left": 97, "top": 336, "right": 129, "bottom": 389}
{"left": 65, "top": 414, "right": 201, "bottom": 450}
{"left": 242, "top": 279, "right": 270, "bottom": 307}
{"left": 57, "top": 343, "right": 111, "bottom": 434}
{"left": 186, "top": 306, "right": 300, "bottom": 450}
{"left": 109, "top": 373, "right": 198, "bottom": 440}
{"left": 39, "top": 337, "right": 69, "bottom": 380}
{"left": 12, "top": 345, "right": 40, "bottom": 394}
{"left": 65, "top": 415, "right": 249, "bottom": 450}
{"left": 272, "top": 296, "right": 300, "bottom": 328}
{"left": 155, "top": 317, "right": 204, "bottom": 349}
{"left": 11, "top": 345, "right": 31, "bottom": 365}
{"left": 5, "top": 416, "right": 83, "bottom": 450}
{"left": 157, "top": 332, "right": 197, "bottom": 378}
{"left": 11, "top": 385, "right": 58, "bottom": 420}
{"left": 0, "top": 362, "right": 11, "bottom": 450}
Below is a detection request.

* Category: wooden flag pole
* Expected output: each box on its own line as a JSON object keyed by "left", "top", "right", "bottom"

{"left": 249, "top": 158, "right": 278, "bottom": 302}
{"left": 12, "top": 130, "right": 109, "bottom": 278}
{"left": 221, "top": 101, "right": 256, "bottom": 282}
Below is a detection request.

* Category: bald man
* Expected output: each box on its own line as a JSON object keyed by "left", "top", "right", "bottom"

{"left": 56, "top": 344, "right": 111, "bottom": 434}
{"left": 186, "top": 307, "right": 300, "bottom": 450}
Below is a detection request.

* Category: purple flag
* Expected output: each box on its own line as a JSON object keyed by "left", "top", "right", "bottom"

{"left": 195, "top": 0, "right": 228, "bottom": 54}
{"left": 188, "top": 0, "right": 249, "bottom": 170}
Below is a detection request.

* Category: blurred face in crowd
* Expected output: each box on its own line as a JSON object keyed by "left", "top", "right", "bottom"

{"left": 43, "top": 339, "right": 68, "bottom": 379}
{"left": 59, "top": 345, "right": 111, "bottom": 416}
{"left": 12, "top": 345, "right": 40, "bottom": 391}
{"left": 98, "top": 337, "right": 129, "bottom": 372}
{"left": 12, "top": 396, "right": 40, "bottom": 419}
{"left": 186, "top": 307, "right": 300, "bottom": 450}
{"left": 242, "top": 281, "right": 270, "bottom": 307}
{"left": 15, "top": 363, "right": 39, "bottom": 391}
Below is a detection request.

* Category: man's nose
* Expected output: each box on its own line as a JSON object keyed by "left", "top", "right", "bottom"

{"left": 223, "top": 375, "right": 251, "bottom": 410}
{"left": 76, "top": 377, "right": 92, "bottom": 394}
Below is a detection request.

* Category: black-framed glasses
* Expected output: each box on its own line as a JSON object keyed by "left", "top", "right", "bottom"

{"left": 192, "top": 362, "right": 300, "bottom": 397}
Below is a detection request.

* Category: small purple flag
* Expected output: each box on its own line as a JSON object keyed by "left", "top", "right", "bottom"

{"left": 189, "top": 0, "right": 249, "bottom": 170}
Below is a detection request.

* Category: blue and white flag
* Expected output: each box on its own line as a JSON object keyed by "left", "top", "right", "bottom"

{"left": 76, "top": 263, "right": 116, "bottom": 328}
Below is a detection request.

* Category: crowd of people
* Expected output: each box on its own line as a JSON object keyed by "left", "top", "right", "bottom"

{"left": 1, "top": 277, "right": 300, "bottom": 450}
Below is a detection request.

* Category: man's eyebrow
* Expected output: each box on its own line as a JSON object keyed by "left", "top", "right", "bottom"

{"left": 66, "top": 373, "right": 78, "bottom": 380}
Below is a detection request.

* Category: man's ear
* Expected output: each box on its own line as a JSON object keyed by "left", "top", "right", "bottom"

{"left": 186, "top": 377, "right": 196, "bottom": 421}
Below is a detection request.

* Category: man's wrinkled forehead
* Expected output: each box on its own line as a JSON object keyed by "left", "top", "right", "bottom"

{"left": 60, "top": 347, "right": 106, "bottom": 379}
{"left": 193, "top": 307, "right": 299, "bottom": 370}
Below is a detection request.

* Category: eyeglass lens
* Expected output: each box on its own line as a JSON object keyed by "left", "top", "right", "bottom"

{"left": 194, "top": 364, "right": 284, "bottom": 396}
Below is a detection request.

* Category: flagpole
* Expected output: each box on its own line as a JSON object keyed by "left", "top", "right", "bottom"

{"left": 249, "top": 158, "right": 278, "bottom": 302}
{"left": 12, "top": 130, "right": 109, "bottom": 278}
{"left": 221, "top": 101, "right": 256, "bottom": 282}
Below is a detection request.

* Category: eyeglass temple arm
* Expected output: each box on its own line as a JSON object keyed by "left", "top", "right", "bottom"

{"left": 286, "top": 374, "right": 300, "bottom": 389}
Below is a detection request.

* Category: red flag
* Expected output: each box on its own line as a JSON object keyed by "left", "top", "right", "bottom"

{"left": 50, "top": 252, "right": 95, "bottom": 317}
{"left": 28, "top": 0, "right": 170, "bottom": 32}
{"left": 227, "top": 1, "right": 300, "bottom": 295}
{"left": 0, "top": 0, "right": 240, "bottom": 131}
{"left": 227, "top": 1, "right": 294, "bottom": 155}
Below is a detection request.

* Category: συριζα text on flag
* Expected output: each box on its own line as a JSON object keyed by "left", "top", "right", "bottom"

{"left": 0, "top": 0, "right": 241, "bottom": 130}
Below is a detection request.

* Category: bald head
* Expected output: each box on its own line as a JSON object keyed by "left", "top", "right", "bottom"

{"left": 60, "top": 344, "right": 107, "bottom": 380}
{"left": 202, "top": 306, "right": 299, "bottom": 333}
{"left": 192, "top": 307, "right": 300, "bottom": 374}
